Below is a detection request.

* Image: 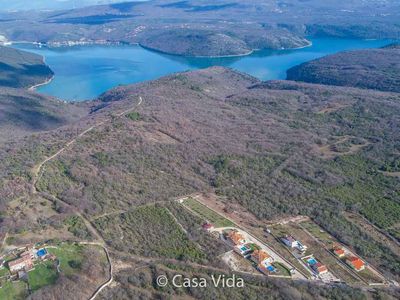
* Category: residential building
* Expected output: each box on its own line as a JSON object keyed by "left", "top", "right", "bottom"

{"left": 8, "top": 256, "right": 33, "bottom": 274}
{"left": 234, "top": 244, "right": 252, "bottom": 256}
{"left": 21, "top": 248, "right": 34, "bottom": 260}
{"left": 333, "top": 247, "right": 345, "bottom": 258}
{"left": 281, "top": 235, "right": 297, "bottom": 248}
{"left": 346, "top": 256, "right": 365, "bottom": 271}
{"left": 311, "top": 262, "right": 328, "bottom": 275}
{"left": 226, "top": 230, "right": 246, "bottom": 245}
{"left": 250, "top": 249, "right": 274, "bottom": 265}
{"left": 281, "top": 235, "right": 307, "bottom": 252}
{"left": 202, "top": 223, "right": 214, "bottom": 231}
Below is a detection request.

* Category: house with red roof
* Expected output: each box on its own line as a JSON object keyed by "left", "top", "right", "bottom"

{"left": 251, "top": 249, "right": 274, "bottom": 265}
{"left": 333, "top": 247, "right": 345, "bottom": 258}
{"left": 346, "top": 256, "right": 365, "bottom": 271}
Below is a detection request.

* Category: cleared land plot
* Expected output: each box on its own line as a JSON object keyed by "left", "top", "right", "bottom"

{"left": 299, "top": 221, "right": 336, "bottom": 248}
{"left": 94, "top": 205, "right": 205, "bottom": 261}
{"left": 182, "top": 197, "right": 234, "bottom": 228}
{"left": 221, "top": 251, "right": 258, "bottom": 274}
{"left": 313, "top": 136, "right": 369, "bottom": 159}
{"left": 0, "top": 280, "right": 28, "bottom": 300}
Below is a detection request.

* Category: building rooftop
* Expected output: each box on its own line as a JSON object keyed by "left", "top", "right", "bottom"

{"left": 227, "top": 230, "right": 245, "bottom": 245}
{"left": 251, "top": 249, "right": 271, "bottom": 263}
{"left": 283, "top": 235, "right": 296, "bottom": 243}
{"left": 347, "top": 256, "right": 365, "bottom": 270}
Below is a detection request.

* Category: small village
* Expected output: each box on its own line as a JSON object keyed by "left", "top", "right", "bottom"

{"left": 179, "top": 195, "right": 389, "bottom": 286}
{"left": 0, "top": 244, "right": 57, "bottom": 286}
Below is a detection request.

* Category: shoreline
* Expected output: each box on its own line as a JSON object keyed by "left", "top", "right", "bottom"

{"left": 7, "top": 38, "right": 312, "bottom": 59}
{"left": 28, "top": 54, "right": 54, "bottom": 91}
{"left": 139, "top": 39, "right": 313, "bottom": 58}
{"left": 28, "top": 75, "right": 54, "bottom": 91}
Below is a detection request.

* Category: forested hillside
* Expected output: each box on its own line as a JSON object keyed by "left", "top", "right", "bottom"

{"left": 0, "top": 45, "right": 53, "bottom": 88}
{"left": 287, "top": 44, "right": 400, "bottom": 92}
{"left": 0, "top": 46, "right": 89, "bottom": 141}
{"left": 1, "top": 67, "right": 397, "bottom": 283}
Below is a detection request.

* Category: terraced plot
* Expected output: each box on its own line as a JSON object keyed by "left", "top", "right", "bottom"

{"left": 182, "top": 197, "right": 234, "bottom": 228}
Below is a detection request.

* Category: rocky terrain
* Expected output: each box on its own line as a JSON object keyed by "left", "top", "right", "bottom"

{"left": 287, "top": 44, "right": 400, "bottom": 92}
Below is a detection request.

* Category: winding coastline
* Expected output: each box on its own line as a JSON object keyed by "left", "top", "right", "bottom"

{"left": 13, "top": 37, "right": 393, "bottom": 101}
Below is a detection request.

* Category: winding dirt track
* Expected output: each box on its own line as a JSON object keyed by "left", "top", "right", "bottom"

{"left": 30, "top": 96, "right": 143, "bottom": 299}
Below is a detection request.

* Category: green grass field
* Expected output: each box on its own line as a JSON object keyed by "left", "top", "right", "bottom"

{"left": 182, "top": 198, "right": 234, "bottom": 228}
{"left": 273, "top": 262, "right": 291, "bottom": 277}
{"left": 48, "top": 243, "right": 86, "bottom": 276}
{"left": 300, "top": 221, "right": 334, "bottom": 246}
{"left": 0, "top": 267, "right": 9, "bottom": 278}
{"left": 0, "top": 281, "right": 28, "bottom": 300}
{"left": 28, "top": 260, "right": 58, "bottom": 292}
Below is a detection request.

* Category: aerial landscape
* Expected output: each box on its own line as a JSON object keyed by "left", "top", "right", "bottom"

{"left": 0, "top": 1, "right": 399, "bottom": 299}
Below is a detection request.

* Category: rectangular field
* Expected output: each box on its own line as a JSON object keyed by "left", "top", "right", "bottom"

{"left": 182, "top": 197, "right": 234, "bottom": 228}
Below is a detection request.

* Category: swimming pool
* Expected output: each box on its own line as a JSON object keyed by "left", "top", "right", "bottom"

{"left": 267, "top": 265, "right": 276, "bottom": 272}
{"left": 307, "top": 258, "right": 317, "bottom": 265}
{"left": 37, "top": 248, "right": 48, "bottom": 257}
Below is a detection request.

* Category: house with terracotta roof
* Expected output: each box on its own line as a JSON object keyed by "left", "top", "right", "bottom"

{"left": 8, "top": 256, "right": 33, "bottom": 274}
{"left": 20, "top": 248, "right": 34, "bottom": 260}
{"left": 346, "top": 256, "right": 365, "bottom": 271}
{"left": 311, "top": 262, "right": 328, "bottom": 275}
{"left": 250, "top": 249, "right": 273, "bottom": 265}
{"left": 333, "top": 247, "right": 345, "bottom": 258}
{"left": 226, "top": 230, "right": 246, "bottom": 246}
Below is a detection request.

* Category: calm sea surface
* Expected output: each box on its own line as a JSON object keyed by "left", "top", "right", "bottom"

{"left": 15, "top": 38, "right": 392, "bottom": 101}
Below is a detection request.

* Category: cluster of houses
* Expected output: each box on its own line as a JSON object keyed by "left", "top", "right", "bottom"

{"left": 224, "top": 229, "right": 278, "bottom": 275}
{"left": 0, "top": 246, "right": 54, "bottom": 280}
{"left": 333, "top": 246, "right": 365, "bottom": 272}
